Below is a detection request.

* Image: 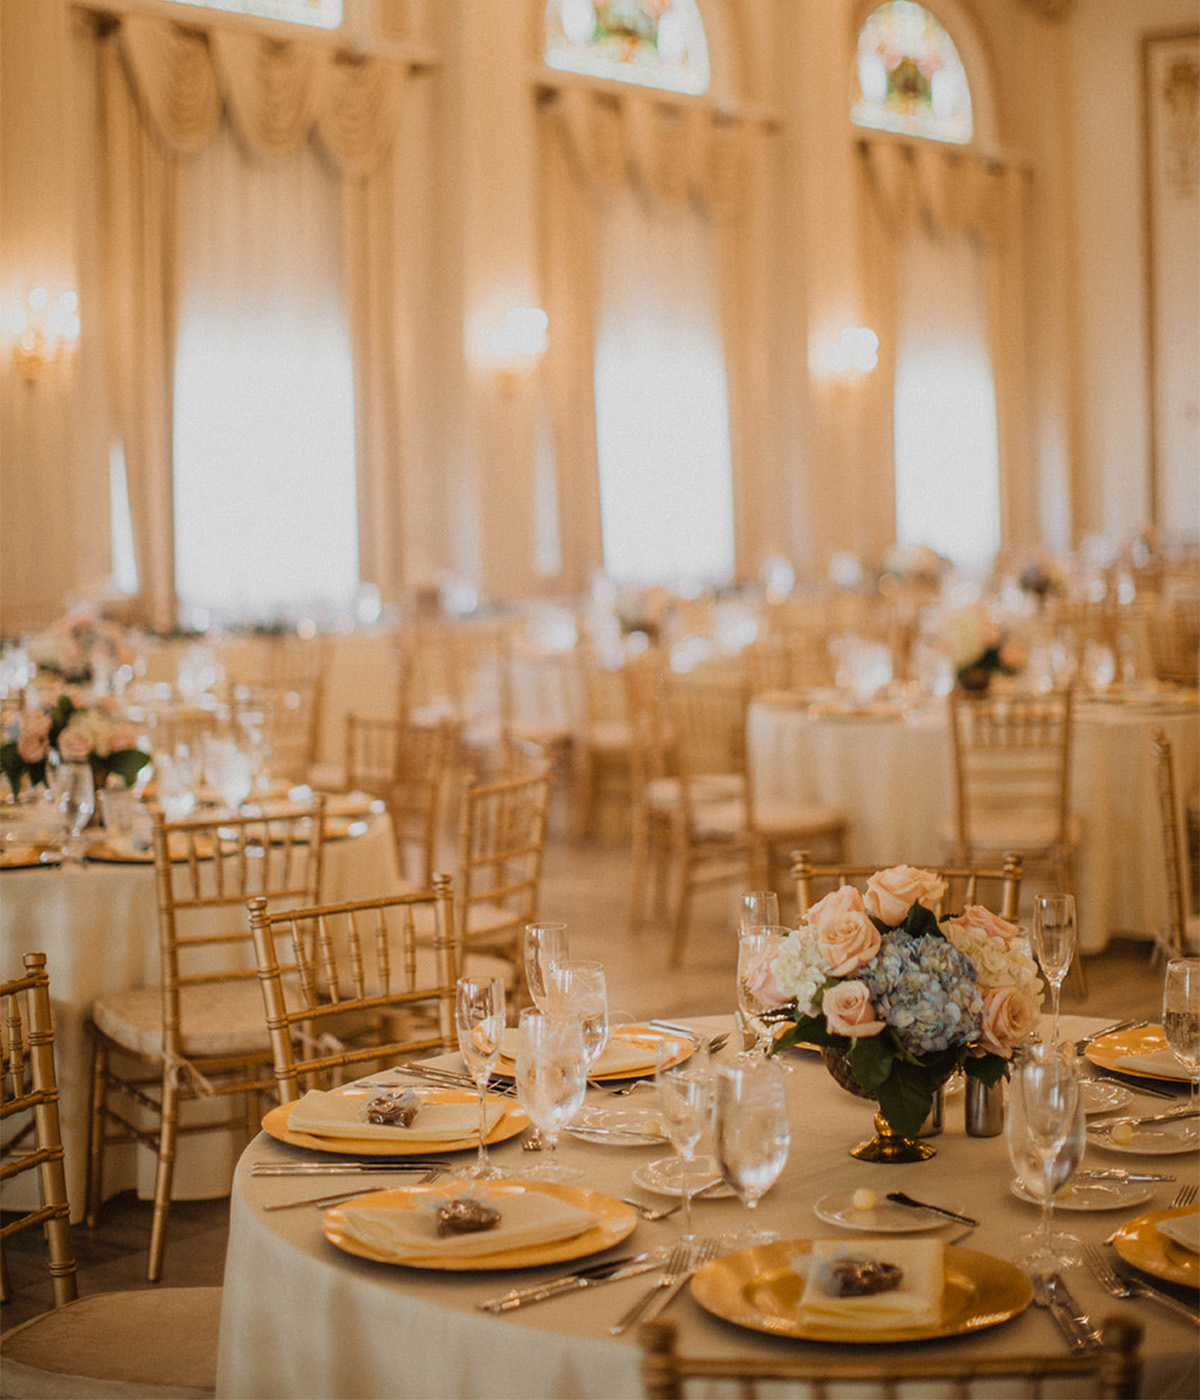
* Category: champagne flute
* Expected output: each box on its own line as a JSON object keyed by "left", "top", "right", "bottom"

{"left": 523, "top": 922, "right": 568, "bottom": 1010}
{"left": 739, "top": 891, "right": 780, "bottom": 931}
{"left": 1005, "top": 1042, "right": 1085, "bottom": 1274}
{"left": 736, "top": 926, "right": 791, "bottom": 1064}
{"left": 514, "top": 1009, "right": 586, "bottom": 1182}
{"left": 653, "top": 1059, "right": 712, "bottom": 1239}
{"left": 1163, "top": 956, "right": 1200, "bottom": 1101}
{"left": 1033, "top": 893, "right": 1077, "bottom": 1046}
{"left": 56, "top": 761, "right": 95, "bottom": 865}
{"left": 547, "top": 960, "right": 609, "bottom": 1076}
{"left": 454, "top": 976, "right": 510, "bottom": 1181}
{"left": 713, "top": 1060, "right": 790, "bottom": 1246}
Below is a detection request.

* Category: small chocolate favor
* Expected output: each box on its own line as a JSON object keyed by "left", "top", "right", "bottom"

{"left": 817, "top": 1258, "right": 904, "bottom": 1298}
{"left": 366, "top": 1088, "right": 420, "bottom": 1127}
{"left": 435, "top": 1196, "right": 502, "bottom": 1237}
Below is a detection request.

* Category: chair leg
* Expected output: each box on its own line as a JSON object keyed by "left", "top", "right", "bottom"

{"left": 85, "top": 1032, "right": 109, "bottom": 1228}
{"left": 668, "top": 844, "right": 693, "bottom": 968}
{"left": 147, "top": 1068, "right": 179, "bottom": 1283}
{"left": 628, "top": 811, "right": 650, "bottom": 931}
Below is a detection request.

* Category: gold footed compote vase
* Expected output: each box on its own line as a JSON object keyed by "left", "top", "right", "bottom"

{"left": 823, "top": 1050, "right": 942, "bottom": 1163}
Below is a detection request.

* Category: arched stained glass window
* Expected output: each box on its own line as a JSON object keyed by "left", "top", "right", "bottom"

{"left": 544, "top": 0, "right": 710, "bottom": 96}
{"left": 158, "top": 0, "right": 342, "bottom": 28}
{"left": 851, "top": 2, "right": 972, "bottom": 145}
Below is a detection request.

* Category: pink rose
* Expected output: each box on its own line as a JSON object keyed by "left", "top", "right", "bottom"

{"left": 108, "top": 724, "right": 138, "bottom": 753}
{"left": 58, "top": 724, "right": 94, "bottom": 761}
{"left": 743, "top": 947, "right": 790, "bottom": 1008}
{"left": 865, "top": 866, "right": 948, "bottom": 926}
{"left": 816, "top": 910, "right": 881, "bottom": 976}
{"left": 822, "top": 980, "right": 885, "bottom": 1038}
{"left": 953, "top": 904, "right": 1022, "bottom": 949}
{"left": 16, "top": 712, "right": 52, "bottom": 763}
{"left": 977, "top": 985, "right": 1038, "bottom": 1058}
{"left": 806, "top": 883, "right": 865, "bottom": 932}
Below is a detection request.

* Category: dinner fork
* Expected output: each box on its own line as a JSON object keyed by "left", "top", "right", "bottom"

{"left": 1083, "top": 1243, "right": 1200, "bottom": 1324}
{"left": 1169, "top": 1183, "right": 1198, "bottom": 1208}
{"left": 608, "top": 1240, "right": 692, "bottom": 1335}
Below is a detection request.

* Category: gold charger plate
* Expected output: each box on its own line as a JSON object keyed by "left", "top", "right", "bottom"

{"left": 0, "top": 845, "right": 60, "bottom": 870}
{"left": 690, "top": 1241, "right": 1032, "bottom": 1343}
{"left": 1084, "top": 1025, "right": 1191, "bottom": 1083}
{"left": 262, "top": 1086, "right": 528, "bottom": 1156}
{"left": 1112, "top": 1207, "right": 1200, "bottom": 1288}
{"left": 498, "top": 1024, "right": 693, "bottom": 1082}
{"left": 323, "top": 1179, "right": 637, "bottom": 1271}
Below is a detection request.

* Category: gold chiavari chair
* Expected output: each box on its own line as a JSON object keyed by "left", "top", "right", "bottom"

{"left": 793, "top": 850, "right": 1024, "bottom": 924}
{"left": 572, "top": 644, "right": 636, "bottom": 841}
{"left": 1152, "top": 727, "right": 1199, "bottom": 960}
{"left": 247, "top": 876, "right": 458, "bottom": 1102}
{"left": 1147, "top": 599, "right": 1200, "bottom": 688}
{"left": 229, "top": 674, "right": 324, "bottom": 788}
{"left": 2, "top": 952, "right": 221, "bottom": 1399}
{"left": 638, "top": 1316, "right": 1144, "bottom": 1400}
{"left": 85, "top": 799, "right": 325, "bottom": 1281}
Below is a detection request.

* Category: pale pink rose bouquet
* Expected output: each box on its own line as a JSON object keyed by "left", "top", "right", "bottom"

{"left": 769, "top": 866, "right": 1042, "bottom": 1137}
{"left": 29, "top": 609, "right": 133, "bottom": 685}
{"left": 1, "top": 695, "right": 149, "bottom": 796}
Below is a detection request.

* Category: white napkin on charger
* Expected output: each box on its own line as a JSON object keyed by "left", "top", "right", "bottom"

{"left": 1156, "top": 1211, "right": 1200, "bottom": 1255}
{"left": 501, "top": 1025, "right": 677, "bottom": 1077}
{"left": 336, "top": 1189, "right": 598, "bottom": 1259}
{"left": 287, "top": 1089, "right": 505, "bottom": 1142}
{"left": 1113, "top": 1050, "right": 1191, "bottom": 1080}
{"left": 797, "top": 1239, "right": 944, "bottom": 1332}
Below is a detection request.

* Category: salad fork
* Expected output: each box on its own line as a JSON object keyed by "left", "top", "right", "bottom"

{"left": 1083, "top": 1244, "right": 1200, "bottom": 1323}
{"left": 608, "top": 1241, "right": 692, "bottom": 1335}
{"left": 1170, "top": 1183, "right": 1197, "bottom": 1208}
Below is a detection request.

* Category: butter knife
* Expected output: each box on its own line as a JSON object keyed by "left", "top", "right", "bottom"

{"left": 1048, "top": 1274, "right": 1103, "bottom": 1352}
{"left": 885, "top": 1192, "right": 978, "bottom": 1227}
{"left": 477, "top": 1254, "right": 660, "bottom": 1313}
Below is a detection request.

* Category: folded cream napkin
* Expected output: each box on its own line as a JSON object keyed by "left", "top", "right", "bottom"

{"left": 797, "top": 1239, "right": 944, "bottom": 1332}
{"left": 1113, "top": 1050, "right": 1190, "bottom": 1080}
{"left": 287, "top": 1089, "right": 505, "bottom": 1142}
{"left": 501, "top": 1026, "right": 676, "bottom": 1077}
{"left": 1157, "top": 1211, "right": 1200, "bottom": 1254}
{"left": 336, "top": 1188, "right": 598, "bottom": 1259}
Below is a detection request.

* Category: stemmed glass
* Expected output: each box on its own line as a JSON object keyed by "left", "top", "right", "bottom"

{"left": 736, "top": 926, "right": 791, "bottom": 1063}
{"left": 1163, "top": 956, "right": 1200, "bottom": 1101}
{"left": 739, "top": 891, "right": 780, "bottom": 931}
{"left": 1006, "top": 1042, "right": 1086, "bottom": 1275}
{"left": 523, "top": 922, "right": 568, "bottom": 1011}
{"left": 712, "top": 1060, "right": 790, "bottom": 1247}
{"left": 546, "top": 960, "right": 609, "bottom": 1078}
{"left": 514, "top": 1009, "right": 587, "bottom": 1182}
{"left": 454, "top": 976, "right": 510, "bottom": 1181}
{"left": 1033, "top": 894, "right": 1077, "bottom": 1046}
{"left": 653, "top": 1059, "right": 713, "bottom": 1239}
{"left": 55, "top": 761, "right": 95, "bottom": 866}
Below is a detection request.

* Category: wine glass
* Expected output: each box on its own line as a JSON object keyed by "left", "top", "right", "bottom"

{"left": 546, "top": 960, "right": 609, "bottom": 1076}
{"left": 55, "top": 761, "right": 95, "bottom": 865}
{"left": 653, "top": 1059, "right": 713, "bottom": 1238}
{"left": 514, "top": 1009, "right": 586, "bottom": 1182}
{"left": 736, "top": 926, "right": 790, "bottom": 1063}
{"left": 739, "top": 891, "right": 780, "bottom": 931}
{"left": 1033, "top": 893, "right": 1077, "bottom": 1046}
{"left": 1163, "top": 956, "right": 1200, "bottom": 1101}
{"left": 454, "top": 976, "right": 510, "bottom": 1181}
{"left": 1005, "top": 1042, "right": 1085, "bottom": 1274}
{"left": 523, "top": 922, "right": 568, "bottom": 1011}
{"left": 712, "top": 1059, "right": 790, "bottom": 1246}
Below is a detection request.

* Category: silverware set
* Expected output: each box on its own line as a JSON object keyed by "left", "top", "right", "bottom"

{"left": 1033, "top": 1273, "right": 1103, "bottom": 1352}
{"left": 608, "top": 1237, "right": 721, "bottom": 1335}
{"left": 1073, "top": 1017, "right": 1149, "bottom": 1053}
{"left": 476, "top": 1250, "right": 668, "bottom": 1313}
{"left": 1083, "top": 1243, "right": 1200, "bottom": 1324}
{"left": 619, "top": 1179, "right": 728, "bottom": 1221}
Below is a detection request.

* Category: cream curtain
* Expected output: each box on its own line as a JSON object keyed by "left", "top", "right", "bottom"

{"left": 537, "top": 80, "right": 773, "bottom": 589}
{"left": 91, "top": 12, "right": 417, "bottom": 627}
{"left": 857, "top": 136, "right": 1035, "bottom": 548}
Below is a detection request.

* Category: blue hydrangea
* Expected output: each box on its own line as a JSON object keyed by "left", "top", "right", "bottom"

{"left": 860, "top": 932, "right": 982, "bottom": 1055}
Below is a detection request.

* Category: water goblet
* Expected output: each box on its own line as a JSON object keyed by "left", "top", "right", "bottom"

{"left": 712, "top": 1059, "right": 790, "bottom": 1246}
{"left": 55, "top": 761, "right": 95, "bottom": 865}
{"left": 1163, "top": 956, "right": 1200, "bottom": 1101}
{"left": 454, "top": 976, "right": 510, "bottom": 1181}
{"left": 523, "top": 922, "right": 568, "bottom": 1011}
{"left": 1033, "top": 893, "right": 1077, "bottom": 1046}
{"left": 546, "top": 959, "right": 609, "bottom": 1075}
{"left": 653, "top": 1059, "right": 713, "bottom": 1239}
{"left": 738, "top": 891, "right": 780, "bottom": 932}
{"left": 514, "top": 1009, "right": 586, "bottom": 1182}
{"left": 1005, "top": 1042, "right": 1085, "bottom": 1275}
{"left": 736, "top": 926, "right": 791, "bottom": 1064}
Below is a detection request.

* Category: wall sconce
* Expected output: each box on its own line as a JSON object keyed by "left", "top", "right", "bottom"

{"left": 487, "top": 307, "right": 548, "bottom": 393}
{"left": 817, "top": 326, "right": 879, "bottom": 382}
{"left": 9, "top": 287, "right": 81, "bottom": 380}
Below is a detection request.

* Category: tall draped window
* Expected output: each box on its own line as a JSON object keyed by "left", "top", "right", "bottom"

{"left": 544, "top": 0, "right": 710, "bottom": 95}
{"left": 851, "top": 1, "right": 972, "bottom": 146}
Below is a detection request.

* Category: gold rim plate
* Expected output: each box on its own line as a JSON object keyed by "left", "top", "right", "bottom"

{"left": 323, "top": 1180, "right": 637, "bottom": 1271}
{"left": 0, "top": 845, "right": 60, "bottom": 869}
{"left": 1112, "top": 1207, "right": 1200, "bottom": 1287}
{"left": 262, "top": 1086, "right": 528, "bottom": 1156}
{"left": 1083, "top": 1026, "right": 1191, "bottom": 1082}
{"left": 499, "top": 1024, "right": 693, "bottom": 1082}
{"left": 690, "top": 1241, "right": 1032, "bottom": 1343}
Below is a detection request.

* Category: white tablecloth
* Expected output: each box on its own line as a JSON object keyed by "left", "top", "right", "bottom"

{"left": 747, "top": 695, "right": 1200, "bottom": 953}
{"left": 217, "top": 1014, "right": 1198, "bottom": 1400}
{"left": 0, "top": 816, "right": 403, "bottom": 1221}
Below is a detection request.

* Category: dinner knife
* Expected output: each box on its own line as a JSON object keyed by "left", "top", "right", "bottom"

{"left": 1047, "top": 1274, "right": 1103, "bottom": 1352}
{"left": 477, "top": 1255, "right": 661, "bottom": 1313}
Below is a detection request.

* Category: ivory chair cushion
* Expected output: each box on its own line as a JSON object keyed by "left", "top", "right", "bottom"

{"left": 751, "top": 799, "right": 848, "bottom": 839}
{"left": 91, "top": 981, "right": 272, "bottom": 1060}
{"left": 0, "top": 1287, "right": 221, "bottom": 1399}
{"left": 940, "top": 813, "right": 1081, "bottom": 857}
{"left": 644, "top": 773, "right": 745, "bottom": 809}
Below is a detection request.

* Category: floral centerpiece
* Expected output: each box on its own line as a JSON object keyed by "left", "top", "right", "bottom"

{"left": 1017, "top": 553, "right": 1065, "bottom": 605}
{"left": 29, "top": 609, "right": 133, "bottom": 686}
{"left": 753, "top": 866, "right": 1042, "bottom": 1149}
{"left": 1, "top": 694, "right": 149, "bottom": 796}
{"left": 942, "top": 606, "right": 1027, "bottom": 692}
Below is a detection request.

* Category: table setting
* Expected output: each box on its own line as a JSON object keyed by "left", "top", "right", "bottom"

{"left": 216, "top": 896, "right": 1200, "bottom": 1399}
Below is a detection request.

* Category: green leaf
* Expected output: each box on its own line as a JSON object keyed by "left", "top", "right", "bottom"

{"left": 964, "top": 1052, "right": 1009, "bottom": 1088}
{"left": 850, "top": 1034, "right": 895, "bottom": 1093}
{"left": 874, "top": 1057, "right": 939, "bottom": 1139}
{"left": 104, "top": 749, "right": 151, "bottom": 788}
{"left": 903, "top": 902, "right": 940, "bottom": 939}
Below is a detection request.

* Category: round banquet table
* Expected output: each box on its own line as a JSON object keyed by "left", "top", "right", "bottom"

{"left": 216, "top": 1014, "right": 1198, "bottom": 1400}
{"left": 747, "top": 691, "right": 1200, "bottom": 954}
{"left": 0, "top": 813, "right": 403, "bottom": 1222}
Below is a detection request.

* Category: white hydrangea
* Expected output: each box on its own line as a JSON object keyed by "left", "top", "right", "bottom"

{"left": 943, "top": 922, "right": 1042, "bottom": 1002}
{"left": 770, "top": 927, "right": 833, "bottom": 1017}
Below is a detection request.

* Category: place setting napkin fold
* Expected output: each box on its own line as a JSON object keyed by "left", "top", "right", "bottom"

{"left": 286, "top": 1089, "right": 506, "bottom": 1142}
{"left": 1157, "top": 1211, "right": 1200, "bottom": 1254}
{"left": 1112, "top": 1049, "right": 1190, "bottom": 1080}
{"left": 796, "top": 1239, "right": 944, "bottom": 1332}
{"left": 500, "top": 1026, "right": 674, "bottom": 1077}
{"left": 336, "top": 1189, "right": 599, "bottom": 1260}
